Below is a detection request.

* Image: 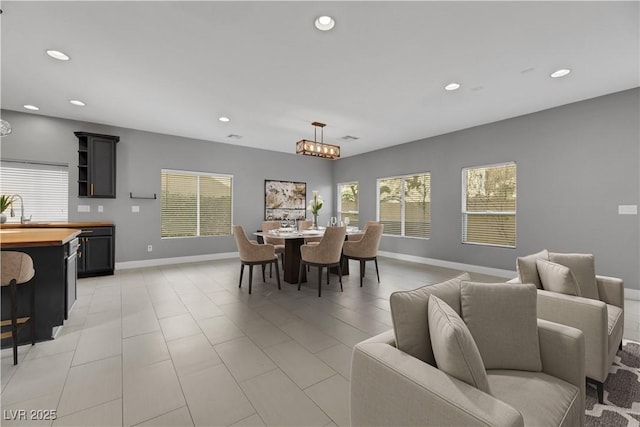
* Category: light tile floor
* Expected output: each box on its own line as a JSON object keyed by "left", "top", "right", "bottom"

{"left": 1, "top": 257, "right": 638, "bottom": 426}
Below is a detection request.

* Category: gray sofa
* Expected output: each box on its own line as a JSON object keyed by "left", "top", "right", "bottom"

{"left": 350, "top": 275, "right": 586, "bottom": 426}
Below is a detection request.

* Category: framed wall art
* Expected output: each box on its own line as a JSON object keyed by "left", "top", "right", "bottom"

{"left": 264, "top": 180, "right": 307, "bottom": 220}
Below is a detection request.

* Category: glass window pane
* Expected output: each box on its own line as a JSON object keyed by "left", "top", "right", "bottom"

{"left": 379, "top": 177, "right": 402, "bottom": 236}
{"left": 200, "top": 175, "right": 232, "bottom": 236}
{"left": 405, "top": 173, "right": 431, "bottom": 238}
{"left": 161, "top": 172, "right": 197, "bottom": 238}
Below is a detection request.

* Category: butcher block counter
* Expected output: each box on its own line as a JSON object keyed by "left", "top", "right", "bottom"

{"left": 0, "top": 228, "right": 81, "bottom": 248}
{"left": 1, "top": 227, "right": 82, "bottom": 347}
{"left": 1, "top": 221, "right": 113, "bottom": 229}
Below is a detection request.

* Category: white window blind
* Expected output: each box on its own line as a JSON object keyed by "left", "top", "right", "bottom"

{"left": 462, "top": 162, "right": 516, "bottom": 247}
{"left": 161, "top": 169, "right": 232, "bottom": 238}
{"left": 337, "top": 182, "right": 359, "bottom": 228}
{"left": 377, "top": 172, "right": 431, "bottom": 239}
{"left": 0, "top": 160, "right": 69, "bottom": 222}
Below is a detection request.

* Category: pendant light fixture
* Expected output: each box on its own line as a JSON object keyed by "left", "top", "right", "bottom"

{"left": 295, "top": 121, "right": 340, "bottom": 159}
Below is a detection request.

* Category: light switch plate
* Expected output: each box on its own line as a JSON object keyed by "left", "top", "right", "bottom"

{"left": 98, "top": 205, "right": 104, "bottom": 213}
{"left": 618, "top": 205, "right": 638, "bottom": 215}
{"left": 132, "top": 205, "right": 140, "bottom": 213}
{"left": 77, "top": 205, "right": 90, "bottom": 213}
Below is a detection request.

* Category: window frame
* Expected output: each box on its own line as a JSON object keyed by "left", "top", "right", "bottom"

{"left": 0, "top": 159, "right": 69, "bottom": 223}
{"left": 336, "top": 181, "right": 359, "bottom": 227}
{"left": 161, "top": 168, "right": 233, "bottom": 239}
{"left": 461, "top": 161, "right": 516, "bottom": 248}
{"left": 376, "top": 171, "right": 431, "bottom": 240}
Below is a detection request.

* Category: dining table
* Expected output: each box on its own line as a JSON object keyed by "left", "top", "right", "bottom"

{"left": 254, "top": 227, "right": 363, "bottom": 284}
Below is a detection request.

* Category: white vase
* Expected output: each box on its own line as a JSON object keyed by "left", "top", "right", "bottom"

{"left": 1, "top": 213, "right": 6, "bottom": 224}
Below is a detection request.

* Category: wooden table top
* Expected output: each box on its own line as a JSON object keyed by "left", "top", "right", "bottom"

{"left": 0, "top": 228, "right": 82, "bottom": 248}
{"left": 0, "top": 221, "right": 113, "bottom": 229}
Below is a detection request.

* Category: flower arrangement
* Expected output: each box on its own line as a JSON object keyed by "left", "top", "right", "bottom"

{"left": 307, "top": 190, "right": 323, "bottom": 228}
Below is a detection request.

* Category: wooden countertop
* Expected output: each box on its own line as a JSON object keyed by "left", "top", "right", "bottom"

{"left": 0, "top": 228, "right": 82, "bottom": 248}
{"left": 1, "top": 221, "right": 113, "bottom": 229}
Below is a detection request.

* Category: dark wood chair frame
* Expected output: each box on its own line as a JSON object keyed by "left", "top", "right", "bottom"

{"left": 239, "top": 258, "right": 281, "bottom": 295}
{"left": 342, "top": 254, "right": 380, "bottom": 287}
{"left": 1, "top": 277, "right": 35, "bottom": 365}
{"left": 298, "top": 260, "right": 343, "bottom": 297}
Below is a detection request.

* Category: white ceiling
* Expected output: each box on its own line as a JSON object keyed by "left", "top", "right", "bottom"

{"left": 1, "top": 1, "right": 638, "bottom": 157}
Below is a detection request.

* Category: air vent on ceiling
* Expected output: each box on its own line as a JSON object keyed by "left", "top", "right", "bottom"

{"left": 227, "top": 134, "right": 243, "bottom": 139}
{"left": 340, "top": 135, "right": 359, "bottom": 141}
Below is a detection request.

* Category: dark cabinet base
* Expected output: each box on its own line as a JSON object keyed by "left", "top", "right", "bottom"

{"left": 78, "top": 226, "right": 115, "bottom": 278}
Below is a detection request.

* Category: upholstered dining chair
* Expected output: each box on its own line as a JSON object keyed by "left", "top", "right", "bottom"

{"left": 233, "top": 225, "right": 281, "bottom": 294}
{"left": 298, "top": 220, "right": 322, "bottom": 244}
{"left": 342, "top": 223, "right": 384, "bottom": 287}
{"left": 1, "top": 251, "right": 36, "bottom": 365}
{"left": 261, "top": 221, "right": 285, "bottom": 274}
{"left": 298, "top": 226, "right": 347, "bottom": 297}
{"left": 347, "top": 220, "right": 379, "bottom": 241}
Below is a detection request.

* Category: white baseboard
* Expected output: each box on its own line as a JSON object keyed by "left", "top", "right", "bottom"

{"left": 625, "top": 288, "right": 640, "bottom": 301}
{"left": 115, "top": 252, "right": 239, "bottom": 270}
{"left": 377, "top": 251, "right": 516, "bottom": 279}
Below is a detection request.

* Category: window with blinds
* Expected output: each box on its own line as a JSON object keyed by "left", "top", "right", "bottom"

{"left": 462, "top": 162, "right": 516, "bottom": 247}
{"left": 377, "top": 172, "right": 431, "bottom": 239}
{"left": 337, "top": 182, "right": 359, "bottom": 228}
{"left": 161, "top": 169, "right": 232, "bottom": 238}
{"left": 0, "top": 160, "right": 69, "bottom": 222}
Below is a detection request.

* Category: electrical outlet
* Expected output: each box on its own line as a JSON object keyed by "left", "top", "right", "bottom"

{"left": 147, "top": 245, "right": 153, "bottom": 252}
{"left": 98, "top": 205, "right": 104, "bottom": 213}
{"left": 132, "top": 205, "right": 140, "bottom": 213}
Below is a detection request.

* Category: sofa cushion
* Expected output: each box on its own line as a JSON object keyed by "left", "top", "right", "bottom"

{"left": 549, "top": 252, "right": 599, "bottom": 300}
{"left": 516, "top": 249, "right": 549, "bottom": 289}
{"left": 536, "top": 259, "right": 581, "bottom": 296}
{"left": 428, "top": 295, "right": 491, "bottom": 393}
{"left": 487, "top": 370, "right": 581, "bottom": 427}
{"left": 461, "top": 282, "right": 542, "bottom": 372}
{"left": 390, "top": 273, "right": 469, "bottom": 366}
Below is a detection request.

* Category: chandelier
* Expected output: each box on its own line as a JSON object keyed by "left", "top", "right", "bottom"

{"left": 295, "top": 121, "right": 340, "bottom": 160}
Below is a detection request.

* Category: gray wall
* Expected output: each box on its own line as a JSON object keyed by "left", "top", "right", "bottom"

{"left": 0, "top": 110, "right": 334, "bottom": 262}
{"left": 333, "top": 88, "right": 640, "bottom": 291}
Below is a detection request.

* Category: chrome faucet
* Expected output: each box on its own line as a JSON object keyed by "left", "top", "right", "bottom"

{"left": 10, "top": 194, "right": 31, "bottom": 224}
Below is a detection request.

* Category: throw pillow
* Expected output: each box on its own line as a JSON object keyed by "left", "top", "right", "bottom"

{"left": 536, "top": 259, "right": 581, "bottom": 296}
{"left": 548, "top": 252, "right": 599, "bottom": 300}
{"left": 390, "top": 272, "right": 470, "bottom": 366}
{"left": 461, "top": 281, "right": 542, "bottom": 372}
{"left": 428, "top": 295, "right": 491, "bottom": 394}
{"left": 516, "top": 249, "right": 549, "bottom": 289}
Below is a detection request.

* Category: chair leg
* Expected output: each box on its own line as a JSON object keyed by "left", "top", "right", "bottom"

{"left": 30, "top": 279, "right": 35, "bottom": 346}
{"left": 248, "top": 265, "right": 253, "bottom": 295}
{"left": 10, "top": 280, "right": 18, "bottom": 365}
{"left": 262, "top": 264, "right": 266, "bottom": 283}
{"left": 318, "top": 266, "right": 323, "bottom": 297}
{"left": 326, "top": 267, "right": 330, "bottom": 285}
{"left": 374, "top": 257, "right": 380, "bottom": 283}
{"left": 298, "top": 262, "right": 304, "bottom": 291}
{"left": 269, "top": 262, "right": 273, "bottom": 278}
{"left": 360, "top": 260, "right": 365, "bottom": 287}
{"left": 239, "top": 264, "right": 244, "bottom": 289}
{"left": 619, "top": 340, "right": 623, "bottom": 351}
{"left": 338, "top": 263, "right": 343, "bottom": 292}
{"left": 596, "top": 381, "right": 604, "bottom": 404}
{"left": 274, "top": 261, "right": 281, "bottom": 290}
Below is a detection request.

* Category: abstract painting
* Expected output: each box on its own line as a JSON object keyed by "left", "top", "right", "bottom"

{"left": 264, "top": 180, "right": 307, "bottom": 220}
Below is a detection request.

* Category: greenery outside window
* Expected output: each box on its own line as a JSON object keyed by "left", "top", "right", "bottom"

{"left": 161, "top": 169, "right": 232, "bottom": 238}
{"left": 462, "top": 162, "right": 516, "bottom": 247}
{"left": 337, "top": 182, "right": 359, "bottom": 228}
{"left": 377, "top": 172, "right": 431, "bottom": 239}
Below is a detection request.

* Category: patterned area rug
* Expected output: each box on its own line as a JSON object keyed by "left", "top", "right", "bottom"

{"left": 586, "top": 340, "right": 640, "bottom": 427}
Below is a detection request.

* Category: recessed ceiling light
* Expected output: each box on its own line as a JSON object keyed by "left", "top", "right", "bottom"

{"left": 69, "top": 100, "right": 86, "bottom": 106}
{"left": 315, "top": 15, "right": 335, "bottom": 31}
{"left": 218, "top": 116, "right": 230, "bottom": 122}
{"left": 550, "top": 68, "right": 571, "bottom": 78}
{"left": 444, "top": 82, "right": 461, "bottom": 91}
{"left": 23, "top": 104, "right": 39, "bottom": 111}
{"left": 46, "top": 50, "right": 70, "bottom": 61}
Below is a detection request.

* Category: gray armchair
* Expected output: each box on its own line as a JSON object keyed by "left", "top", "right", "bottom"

{"left": 351, "top": 276, "right": 585, "bottom": 427}
{"left": 511, "top": 250, "right": 624, "bottom": 403}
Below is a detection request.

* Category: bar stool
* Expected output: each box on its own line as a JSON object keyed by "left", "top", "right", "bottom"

{"left": 1, "top": 251, "right": 36, "bottom": 365}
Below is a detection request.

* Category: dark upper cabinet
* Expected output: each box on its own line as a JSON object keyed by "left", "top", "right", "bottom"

{"left": 75, "top": 132, "right": 119, "bottom": 198}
